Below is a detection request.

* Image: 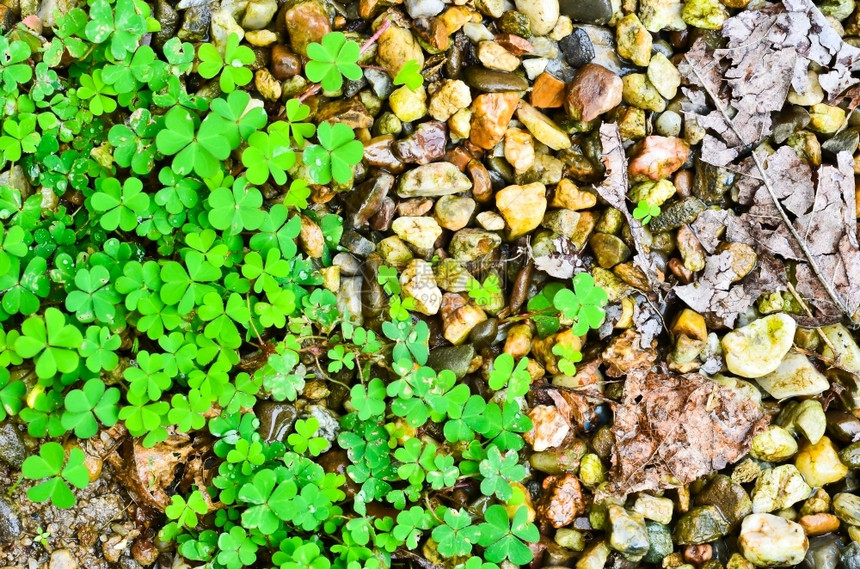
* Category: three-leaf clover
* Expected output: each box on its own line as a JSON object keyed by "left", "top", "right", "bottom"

{"left": 553, "top": 272, "right": 609, "bottom": 335}
{"left": 207, "top": 179, "right": 266, "bottom": 235}
{"left": 487, "top": 353, "right": 531, "bottom": 399}
{"left": 15, "top": 308, "right": 83, "bottom": 380}
{"left": 304, "top": 32, "right": 362, "bottom": 92}
{"left": 633, "top": 199, "right": 661, "bottom": 225}
{"left": 478, "top": 446, "right": 526, "bottom": 501}
{"left": 85, "top": 0, "right": 148, "bottom": 60}
{"left": 302, "top": 122, "right": 364, "bottom": 185}
{"left": 197, "top": 33, "right": 254, "bottom": 92}
{"left": 91, "top": 177, "right": 151, "bottom": 232}
{"left": 22, "top": 442, "right": 90, "bottom": 508}
{"left": 477, "top": 505, "right": 539, "bottom": 565}
{"left": 156, "top": 108, "right": 230, "bottom": 178}
{"left": 242, "top": 131, "right": 296, "bottom": 185}
{"left": 288, "top": 417, "right": 328, "bottom": 456}
{"left": 432, "top": 508, "right": 479, "bottom": 557}
{"left": 393, "top": 59, "right": 424, "bottom": 91}
{"left": 61, "top": 378, "right": 121, "bottom": 438}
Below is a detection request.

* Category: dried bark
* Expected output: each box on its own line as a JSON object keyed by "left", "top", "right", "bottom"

{"left": 606, "top": 369, "right": 768, "bottom": 497}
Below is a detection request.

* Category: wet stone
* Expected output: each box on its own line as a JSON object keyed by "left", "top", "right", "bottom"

{"left": 607, "top": 506, "right": 650, "bottom": 562}
{"left": 722, "top": 314, "right": 797, "bottom": 379}
{"left": 751, "top": 464, "right": 812, "bottom": 513}
{"left": 841, "top": 542, "right": 860, "bottom": 569}
{"left": 559, "top": 0, "right": 612, "bottom": 24}
{"left": 643, "top": 522, "right": 673, "bottom": 564}
{"left": 739, "top": 514, "right": 809, "bottom": 568}
{"left": 795, "top": 437, "right": 849, "bottom": 488}
{"left": 462, "top": 68, "right": 530, "bottom": 92}
{"left": 673, "top": 506, "right": 730, "bottom": 545}
{"left": 470, "top": 92, "right": 522, "bottom": 149}
{"left": 345, "top": 172, "right": 393, "bottom": 228}
{"left": 559, "top": 27, "right": 595, "bottom": 66}
{"left": 536, "top": 473, "right": 586, "bottom": 527}
{"left": 565, "top": 63, "right": 623, "bottom": 122}
{"left": 255, "top": 401, "right": 298, "bottom": 442}
{"left": 694, "top": 475, "right": 752, "bottom": 529}
{"left": 49, "top": 550, "right": 80, "bottom": 569}
{"left": 649, "top": 196, "right": 706, "bottom": 233}
{"left": 590, "top": 233, "right": 632, "bottom": 268}
{"left": 427, "top": 344, "right": 476, "bottom": 378}
{"left": 397, "top": 162, "right": 472, "bottom": 197}
{"left": 393, "top": 121, "right": 447, "bottom": 165}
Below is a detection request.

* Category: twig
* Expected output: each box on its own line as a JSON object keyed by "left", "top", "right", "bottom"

{"left": 686, "top": 58, "right": 853, "bottom": 321}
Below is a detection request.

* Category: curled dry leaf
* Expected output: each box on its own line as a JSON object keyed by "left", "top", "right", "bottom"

{"left": 595, "top": 124, "right": 665, "bottom": 292}
{"left": 606, "top": 369, "right": 768, "bottom": 497}
{"left": 678, "top": 0, "right": 860, "bottom": 324}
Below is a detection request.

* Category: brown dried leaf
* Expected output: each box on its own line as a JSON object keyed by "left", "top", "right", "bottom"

{"left": 595, "top": 124, "right": 665, "bottom": 290}
{"left": 606, "top": 369, "right": 768, "bottom": 497}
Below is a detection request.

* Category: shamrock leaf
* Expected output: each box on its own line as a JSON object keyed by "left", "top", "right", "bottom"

{"left": 633, "top": 199, "right": 661, "bottom": 225}
{"left": 393, "top": 59, "right": 424, "bottom": 91}
{"left": 553, "top": 272, "right": 608, "bottom": 335}
{"left": 304, "top": 32, "right": 362, "bottom": 92}
{"left": 477, "top": 505, "right": 539, "bottom": 565}
{"left": 22, "top": 442, "right": 90, "bottom": 508}
{"left": 242, "top": 131, "right": 296, "bottom": 185}
{"left": 303, "top": 122, "right": 364, "bottom": 185}
{"left": 197, "top": 33, "right": 254, "bottom": 93}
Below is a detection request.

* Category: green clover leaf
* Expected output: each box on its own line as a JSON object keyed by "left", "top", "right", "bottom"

{"left": 304, "top": 32, "right": 362, "bottom": 92}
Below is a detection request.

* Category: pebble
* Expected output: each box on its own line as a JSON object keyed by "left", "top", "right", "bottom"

{"left": 478, "top": 41, "right": 522, "bottom": 72}
{"left": 50, "top": 549, "right": 80, "bottom": 569}
{"left": 537, "top": 473, "right": 585, "bottom": 527}
{"left": 673, "top": 506, "right": 730, "bottom": 545}
{"left": 389, "top": 85, "right": 428, "bottom": 122}
{"left": 391, "top": 217, "right": 443, "bottom": 256}
{"left": 376, "top": 24, "right": 424, "bottom": 76}
{"left": 516, "top": 0, "right": 560, "bottom": 35}
{"left": 795, "top": 437, "right": 849, "bottom": 488}
{"left": 559, "top": 27, "right": 595, "bottom": 67}
{"left": 0, "top": 496, "right": 20, "bottom": 543}
{"left": 470, "top": 92, "right": 522, "bottom": 149}
{"left": 739, "top": 514, "right": 809, "bottom": 567}
{"left": 517, "top": 102, "right": 572, "bottom": 150}
{"left": 531, "top": 72, "right": 567, "bottom": 108}
{"left": 565, "top": 63, "right": 623, "bottom": 122}
{"left": 616, "top": 14, "right": 652, "bottom": 66}
{"left": 434, "top": 195, "right": 476, "bottom": 231}
{"left": 449, "top": 229, "right": 502, "bottom": 261}
{"left": 638, "top": 0, "right": 687, "bottom": 31}
{"left": 643, "top": 522, "right": 674, "bottom": 564}
{"left": 526, "top": 405, "right": 570, "bottom": 451}
{"left": 476, "top": 211, "right": 507, "bottom": 230}
{"left": 590, "top": 233, "right": 632, "bottom": 268}
{"left": 622, "top": 73, "right": 666, "bottom": 112}
{"left": 0, "top": 423, "right": 25, "bottom": 468}
{"left": 756, "top": 351, "right": 830, "bottom": 399}
{"left": 427, "top": 344, "right": 476, "bottom": 379}
{"left": 393, "top": 121, "right": 447, "bottom": 164}
{"left": 255, "top": 401, "right": 297, "bottom": 442}
{"left": 721, "top": 314, "right": 797, "bottom": 379}
{"left": 751, "top": 465, "right": 812, "bottom": 513}
{"left": 338, "top": 277, "right": 364, "bottom": 325}
{"left": 750, "top": 425, "right": 799, "bottom": 463}
{"left": 559, "top": 0, "right": 612, "bottom": 24}
{"left": 809, "top": 104, "right": 846, "bottom": 135}
{"left": 842, "top": 542, "right": 860, "bottom": 569}
{"left": 552, "top": 179, "right": 597, "bottom": 210}
{"left": 632, "top": 493, "right": 674, "bottom": 525}
{"left": 647, "top": 52, "right": 681, "bottom": 99}
{"left": 608, "top": 506, "right": 650, "bottom": 561}
{"left": 656, "top": 110, "right": 683, "bottom": 137}
{"left": 798, "top": 513, "right": 840, "bottom": 535}
{"left": 242, "top": 0, "right": 277, "bottom": 29}
{"left": 496, "top": 182, "right": 547, "bottom": 238}
{"left": 682, "top": 0, "right": 728, "bottom": 29}
{"left": 440, "top": 293, "right": 488, "bottom": 345}
{"left": 576, "top": 541, "right": 610, "bottom": 569}
{"left": 542, "top": 209, "right": 581, "bottom": 238}
{"left": 428, "top": 80, "right": 472, "bottom": 121}
{"left": 505, "top": 128, "right": 536, "bottom": 172}
{"left": 210, "top": 10, "right": 244, "bottom": 52}
{"left": 405, "top": 0, "right": 445, "bottom": 19}
{"left": 463, "top": 68, "right": 530, "bottom": 92}
{"left": 397, "top": 162, "right": 472, "bottom": 197}
{"left": 694, "top": 474, "right": 752, "bottom": 529}
{"left": 245, "top": 29, "right": 277, "bottom": 46}
{"left": 400, "top": 259, "right": 443, "bottom": 315}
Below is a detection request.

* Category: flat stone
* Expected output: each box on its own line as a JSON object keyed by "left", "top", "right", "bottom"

{"left": 470, "top": 92, "right": 522, "bottom": 149}
{"left": 755, "top": 351, "right": 830, "bottom": 399}
{"left": 739, "top": 514, "right": 808, "bottom": 568}
{"left": 565, "top": 63, "right": 623, "bottom": 122}
{"left": 722, "top": 314, "right": 797, "bottom": 379}
{"left": 397, "top": 163, "right": 472, "bottom": 197}
{"left": 496, "top": 182, "right": 547, "bottom": 238}
{"left": 559, "top": 0, "right": 612, "bottom": 24}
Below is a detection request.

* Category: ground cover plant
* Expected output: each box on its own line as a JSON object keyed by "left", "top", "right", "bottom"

{"left": 4, "top": 0, "right": 860, "bottom": 567}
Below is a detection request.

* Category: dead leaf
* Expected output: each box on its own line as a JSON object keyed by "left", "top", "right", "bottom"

{"left": 606, "top": 368, "right": 768, "bottom": 497}
{"left": 595, "top": 124, "right": 665, "bottom": 291}
{"left": 532, "top": 236, "right": 583, "bottom": 279}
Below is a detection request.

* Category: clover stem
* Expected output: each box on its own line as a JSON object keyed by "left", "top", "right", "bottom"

{"left": 360, "top": 18, "right": 391, "bottom": 55}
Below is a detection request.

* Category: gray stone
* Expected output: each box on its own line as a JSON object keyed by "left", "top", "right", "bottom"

{"left": 0, "top": 497, "right": 20, "bottom": 543}
{"left": 405, "top": 0, "right": 445, "bottom": 19}
{"left": 427, "top": 345, "right": 476, "bottom": 379}
{"left": 841, "top": 542, "right": 860, "bottom": 569}
{"left": 559, "top": 0, "right": 612, "bottom": 24}
{"left": 0, "top": 423, "right": 25, "bottom": 468}
{"left": 307, "top": 405, "right": 340, "bottom": 448}
{"left": 803, "top": 536, "right": 842, "bottom": 569}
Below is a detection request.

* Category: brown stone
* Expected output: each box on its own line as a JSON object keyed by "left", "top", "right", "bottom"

{"left": 469, "top": 92, "right": 521, "bottom": 149}
{"left": 413, "top": 16, "right": 450, "bottom": 51}
{"left": 565, "top": 63, "right": 623, "bottom": 122}
{"left": 283, "top": 0, "right": 331, "bottom": 56}
{"left": 683, "top": 545, "right": 712, "bottom": 565}
{"left": 627, "top": 136, "right": 691, "bottom": 182}
{"left": 270, "top": 44, "right": 301, "bottom": 80}
{"left": 467, "top": 159, "right": 493, "bottom": 203}
{"left": 359, "top": 0, "right": 401, "bottom": 19}
{"left": 531, "top": 72, "right": 566, "bottom": 108}
{"left": 536, "top": 474, "right": 586, "bottom": 528}
{"left": 495, "top": 33, "right": 534, "bottom": 55}
{"left": 444, "top": 147, "right": 474, "bottom": 171}
{"left": 798, "top": 513, "right": 840, "bottom": 536}
{"left": 393, "top": 121, "right": 448, "bottom": 165}
{"left": 363, "top": 135, "right": 406, "bottom": 174}
{"left": 316, "top": 98, "right": 373, "bottom": 129}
